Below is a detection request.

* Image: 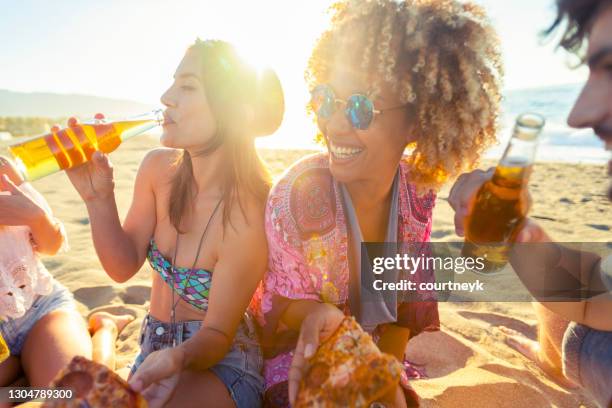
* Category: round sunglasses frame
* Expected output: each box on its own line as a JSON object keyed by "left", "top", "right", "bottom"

{"left": 310, "top": 84, "right": 408, "bottom": 130}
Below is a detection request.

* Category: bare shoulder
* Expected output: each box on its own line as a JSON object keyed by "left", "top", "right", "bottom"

{"left": 140, "top": 147, "right": 180, "bottom": 171}
{"left": 0, "top": 155, "right": 24, "bottom": 185}
{"left": 229, "top": 193, "right": 267, "bottom": 233}
{"left": 138, "top": 148, "right": 181, "bottom": 184}
{"left": 221, "top": 192, "right": 267, "bottom": 250}
{"left": 217, "top": 199, "right": 268, "bottom": 272}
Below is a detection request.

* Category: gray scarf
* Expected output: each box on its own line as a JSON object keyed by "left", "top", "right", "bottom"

{"left": 339, "top": 171, "right": 400, "bottom": 332}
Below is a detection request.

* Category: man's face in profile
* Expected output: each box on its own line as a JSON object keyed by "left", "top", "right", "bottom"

{"left": 567, "top": 4, "right": 612, "bottom": 201}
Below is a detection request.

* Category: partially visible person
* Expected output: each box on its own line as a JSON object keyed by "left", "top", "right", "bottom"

{"left": 65, "top": 39, "right": 284, "bottom": 408}
{"left": 0, "top": 156, "right": 132, "bottom": 399}
{"left": 448, "top": 0, "right": 612, "bottom": 405}
{"left": 253, "top": 0, "right": 503, "bottom": 406}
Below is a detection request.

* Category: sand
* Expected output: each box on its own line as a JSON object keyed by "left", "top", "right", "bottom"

{"left": 415, "top": 159, "right": 609, "bottom": 408}
{"left": 4, "top": 135, "right": 610, "bottom": 407}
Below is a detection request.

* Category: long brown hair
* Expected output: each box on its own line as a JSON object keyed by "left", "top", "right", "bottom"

{"left": 169, "top": 39, "right": 284, "bottom": 232}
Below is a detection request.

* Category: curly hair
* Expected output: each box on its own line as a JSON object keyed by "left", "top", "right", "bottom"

{"left": 306, "top": 0, "right": 503, "bottom": 191}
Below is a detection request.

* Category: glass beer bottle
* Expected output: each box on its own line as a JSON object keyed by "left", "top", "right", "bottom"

{"left": 462, "top": 112, "right": 545, "bottom": 273}
{"left": 8, "top": 109, "right": 163, "bottom": 181}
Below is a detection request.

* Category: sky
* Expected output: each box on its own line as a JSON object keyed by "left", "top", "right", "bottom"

{"left": 0, "top": 0, "right": 589, "bottom": 148}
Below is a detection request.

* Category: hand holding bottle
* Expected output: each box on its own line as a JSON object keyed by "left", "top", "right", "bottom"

{"left": 64, "top": 115, "right": 115, "bottom": 203}
{"left": 8, "top": 109, "right": 162, "bottom": 181}
{"left": 448, "top": 167, "right": 494, "bottom": 237}
{"left": 456, "top": 113, "right": 544, "bottom": 272}
{"left": 449, "top": 168, "right": 534, "bottom": 236}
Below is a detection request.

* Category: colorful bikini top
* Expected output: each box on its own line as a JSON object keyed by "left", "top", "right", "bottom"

{"left": 147, "top": 238, "right": 212, "bottom": 311}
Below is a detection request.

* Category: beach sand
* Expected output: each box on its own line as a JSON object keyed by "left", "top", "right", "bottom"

{"left": 10, "top": 135, "right": 610, "bottom": 407}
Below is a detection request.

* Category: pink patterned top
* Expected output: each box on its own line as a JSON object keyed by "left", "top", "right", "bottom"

{"left": 251, "top": 153, "right": 440, "bottom": 394}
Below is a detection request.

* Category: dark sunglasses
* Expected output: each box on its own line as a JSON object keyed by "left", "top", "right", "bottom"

{"left": 310, "top": 84, "right": 408, "bottom": 130}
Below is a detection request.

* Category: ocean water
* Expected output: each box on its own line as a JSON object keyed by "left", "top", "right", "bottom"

{"left": 491, "top": 83, "right": 607, "bottom": 164}
{"left": 255, "top": 83, "right": 608, "bottom": 165}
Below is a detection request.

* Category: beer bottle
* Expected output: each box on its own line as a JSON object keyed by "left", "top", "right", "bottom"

{"left": 463, "top": 112, "right": 545, "bottom": 273}
{"left": 8, "top": 109, "right": 163, "bottom": 181}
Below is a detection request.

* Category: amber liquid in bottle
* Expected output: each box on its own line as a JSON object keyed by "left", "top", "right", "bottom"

{"left": 9, "top": 111, "right": 162, "bottom": 181}
{"left": 463, "top": 113, "right": 545, "bottom": 274}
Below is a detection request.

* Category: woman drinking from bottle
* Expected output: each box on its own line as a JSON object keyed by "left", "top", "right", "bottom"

{"left": 66, "top": 39, "right": 284, "bottom": 408}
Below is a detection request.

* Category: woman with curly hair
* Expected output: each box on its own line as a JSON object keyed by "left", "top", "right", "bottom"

{"left": 254, "top": 0, "right": 502, "bottom": 406}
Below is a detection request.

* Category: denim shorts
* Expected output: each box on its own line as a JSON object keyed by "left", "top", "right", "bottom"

{"left": 0, "top": 279, "right": 76, "bottom": 355}
{"left": 562, "top": 322, "right": 612, "bottom": 407}
{"left": 130, "top": 313, "right": 264, "bottom": 408}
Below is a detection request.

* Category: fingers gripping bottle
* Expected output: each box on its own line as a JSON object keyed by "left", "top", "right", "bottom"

{"left": 462, "top": 112, "right": 545, "bottom": 273}
{"left": 8, "top": 110, "right": 163, "bottom": 181}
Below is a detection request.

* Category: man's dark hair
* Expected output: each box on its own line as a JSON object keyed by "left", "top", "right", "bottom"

{"left": 545, "top": 0, "right": 612, "bottom": 57}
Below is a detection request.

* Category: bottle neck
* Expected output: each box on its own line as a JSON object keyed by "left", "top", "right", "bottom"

{"left": 118, "top": 119, "right": 160, "bottom": 142}
{"left": 495, "top": 130, "right": 541, "bottom": 187}
{"left": 499, "top": 137, "right": 539, "bottom": 168}
{"left": 499, "top": 113, "right": 544, "bottom": 168}
{"left": 105, "top": 109, "right": 164, "bottom": 142}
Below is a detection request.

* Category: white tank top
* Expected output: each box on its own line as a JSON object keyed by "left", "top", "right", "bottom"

{"left": 0, "top": 182, "right": 68, "bottom": 320}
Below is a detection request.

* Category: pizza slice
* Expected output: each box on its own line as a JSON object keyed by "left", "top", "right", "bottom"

{"left": 43, "top": 356, "right": 147, "bottom": 408}
{"left": 295, "top": 317, "right": 403, "bottom": 408}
